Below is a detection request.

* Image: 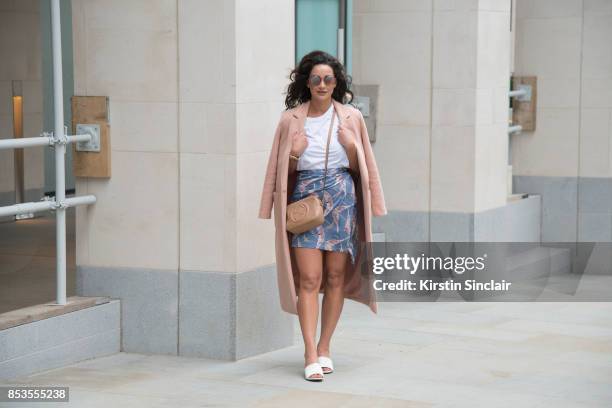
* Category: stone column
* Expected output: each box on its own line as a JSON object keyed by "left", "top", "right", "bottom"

{"left": 353, "top": 0, "right": 515, "bottom": 242}
{"left": 74, "top": 0, "right": 294, "bottom": 359}
{"left": 431, "top": 0, "right": 512, "bottom": 241}
{"left": 177, "top": 0, "right": 295, "bottom": 360}
{"left": 513, "top": 0, "right": 612, "bottom": 243}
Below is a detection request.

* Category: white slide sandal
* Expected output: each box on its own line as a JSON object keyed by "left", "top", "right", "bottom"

{"left": 318, "top": 356, "right": 334, "bottom": 374}
{"left": 304, "top": 362, "right": 324, "bottom": 381}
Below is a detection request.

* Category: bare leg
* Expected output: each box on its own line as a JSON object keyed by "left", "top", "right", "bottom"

{"left": 318, "top": 250, "right": 348, "bottom": 372}
{"left": 295, "top": 247, "right": 324, "bottom": 380}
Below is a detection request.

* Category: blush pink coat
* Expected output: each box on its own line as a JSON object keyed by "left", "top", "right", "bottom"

{"left": 258, "top": 99, "right": 387, "bottom": 315}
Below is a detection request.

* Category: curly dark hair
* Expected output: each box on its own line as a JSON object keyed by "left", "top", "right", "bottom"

{"left": 284, "top": 50, "right": 354, "bottom": 110}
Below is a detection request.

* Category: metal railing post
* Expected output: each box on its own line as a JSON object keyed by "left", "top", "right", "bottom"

{"left": 0, "top": 3, "right": 97, "bottom": 309}
{"left": 51, "top": 0, "right": 67, "bottom": 305}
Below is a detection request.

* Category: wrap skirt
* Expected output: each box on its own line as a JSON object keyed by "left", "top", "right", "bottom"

{"left": 289, "top": 167, "right": 358, "bottom": 264}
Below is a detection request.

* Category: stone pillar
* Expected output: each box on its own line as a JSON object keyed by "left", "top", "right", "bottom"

{"left": 353, "top": 0, "right": 515, "bottom": 242}
{"left": 431, "top": 0, "right": 512, "bottom": 241}
{"left": 513, "top": 0, "right": 612, "bottom": 243}
{"left": 177, "top": 0, "right": 295, "bottom": 360}
{"left": 74, "top": 0, "right": 294, "bottom": 359}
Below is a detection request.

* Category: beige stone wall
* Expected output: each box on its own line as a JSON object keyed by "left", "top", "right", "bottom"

{"left": 72, "top": 0, "right": 179, "bottom": 270}
{"left": 353, "top": 0, "right": 511, "bottom": 213}
{"left": 512, "top": 0, "right": 612, "bottom": 178}
{"left": 235, "top": 0, "right": 294, "bottom": 271}
{"left": 72, "top": 0, "right": 294, "bottom": 271}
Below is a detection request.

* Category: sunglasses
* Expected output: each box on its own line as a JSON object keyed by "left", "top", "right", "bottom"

{"left": 308, "top": 74, "right": 337, "bottom": 87}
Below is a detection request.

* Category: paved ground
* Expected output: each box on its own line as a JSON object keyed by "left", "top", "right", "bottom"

{"left": 2, "top": 299, "right": 612, "bottom": 407}
{"left": 2, "top": 206, "right": 612, "bottom": 406}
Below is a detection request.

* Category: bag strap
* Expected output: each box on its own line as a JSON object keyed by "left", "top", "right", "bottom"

{"left": 322, "top": 107, "right": 336, "bottom": 192}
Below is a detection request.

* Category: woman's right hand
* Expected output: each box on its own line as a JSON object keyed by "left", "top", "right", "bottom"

{"left": 290, "top": 129, "right": 308, "bottom": 157}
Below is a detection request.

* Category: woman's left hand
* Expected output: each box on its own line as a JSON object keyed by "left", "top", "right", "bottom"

{"left": 337, "top": 123, "right": 357, "bottom": 149}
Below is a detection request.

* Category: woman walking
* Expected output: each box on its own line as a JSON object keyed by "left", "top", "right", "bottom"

{"left": 258, "top": 50, "right": 387, "bottom": 381}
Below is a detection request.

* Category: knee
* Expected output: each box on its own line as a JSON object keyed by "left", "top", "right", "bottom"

{"left": 300, "top": 274, "right": 322, "bottom": 292}
{"left": 326, "top": 267, "right": 345, "bottom": 289}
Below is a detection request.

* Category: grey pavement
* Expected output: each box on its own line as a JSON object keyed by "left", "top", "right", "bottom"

{"left": 2, "top": 297, "right": 612, "bottom": 407}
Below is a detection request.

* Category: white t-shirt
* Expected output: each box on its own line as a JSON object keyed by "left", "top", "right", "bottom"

{"left": 296, "top": 102, "right": 350, "bottom": 171}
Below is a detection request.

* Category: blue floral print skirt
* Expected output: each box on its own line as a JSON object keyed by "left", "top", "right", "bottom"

{"left": 290, "top": 167, "right": 358, "bottom": 265}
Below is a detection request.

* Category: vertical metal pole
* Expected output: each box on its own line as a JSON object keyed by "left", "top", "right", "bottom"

{"left": 51, "top": 0, "right": 66, "bottom": 305}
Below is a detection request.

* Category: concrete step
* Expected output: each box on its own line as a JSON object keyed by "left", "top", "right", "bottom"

{"left": 0, "top": 297, "right": 120, "bottom": 381}
{"left": 505, "top": 246, "right": 571, "bottom": 280}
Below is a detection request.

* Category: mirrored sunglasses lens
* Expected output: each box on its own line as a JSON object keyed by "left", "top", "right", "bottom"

{"left": 309, "top": 76, "right": 321, "bottom": 86}
{"left": 324, "top": 76, "right": 336, "bottom": 85}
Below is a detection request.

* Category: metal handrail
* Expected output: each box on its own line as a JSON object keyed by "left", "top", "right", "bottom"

{"left": 0, "top": 0, "right": 96, "bottom": 306}
{"left": 508, "top": 85, "right": 530, "bottom": 134}
{"left": 0, "top": 132, "right": 92, "bottom": 150}
{"left": 509, "top": 89, "right": 527, "bottom": 98}
{"left": 508, "top": 125, "right": 522, "bottom": 134}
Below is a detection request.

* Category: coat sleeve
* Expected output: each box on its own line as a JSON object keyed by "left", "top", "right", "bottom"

{"left": 258, "top": 114, "right": 284, "bottom": 219}
{"left": 358, "top": 109, "right": 388, "bottom": 217}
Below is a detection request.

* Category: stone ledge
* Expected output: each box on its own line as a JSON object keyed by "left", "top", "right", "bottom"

{"left": 0, "top": 296, "right": 112, "bottom": 331}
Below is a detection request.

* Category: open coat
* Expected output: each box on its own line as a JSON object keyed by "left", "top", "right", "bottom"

{"left": 258, "top": 99, "right": 387, "bottom": 315}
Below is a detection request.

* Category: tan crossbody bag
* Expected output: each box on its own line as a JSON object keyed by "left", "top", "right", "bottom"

{"left": 286, "top": 108, "right": 337, "bottom": 235}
